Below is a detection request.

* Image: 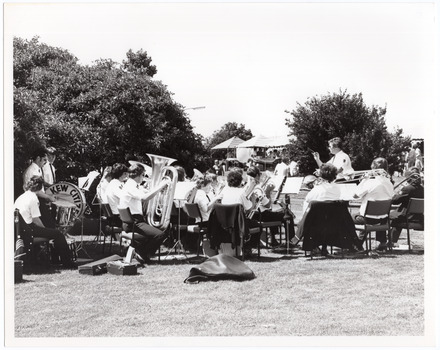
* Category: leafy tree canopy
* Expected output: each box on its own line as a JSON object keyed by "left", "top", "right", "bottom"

{"left": 205, "top": 122, "right": 253, "bottom": 159}
{"left": 285, "top": 89, "right": 411, "bottom": 175}
{"left": 13, "top": 36, "right": 207, "bottom": 198}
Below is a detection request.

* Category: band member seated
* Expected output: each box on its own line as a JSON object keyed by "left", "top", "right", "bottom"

{"left": 246, "top": 165, "right": 294, "bottom": 247}
{"left": 104, "top": 163, "right": 129, "bottom": 227}
{"left": 294, "top": 164, "right": 342, "bottom": 252}
{"left": 352, "top": 157, "right": 394, "bottom": 251}
{"left": 118, "top": 164, "right": 168, "bottom": 262}
{"left": 302, "top": 164, "right": 342, "bottom": 212}
{"left": 389, "top": 167, "right": 424, "bottom": 245}
{"left": 312, "top": 137, "right": 354, "bottom": 180}
{"left": 218, "top": 168, "right": 260, "bottom": 249}
{"left": 14, "top": 176, "right": 75, "bottom": 268}
{"left": 193, "top": 175, "right": 221, "bottom": 223}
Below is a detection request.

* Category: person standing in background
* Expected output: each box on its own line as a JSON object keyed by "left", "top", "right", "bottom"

{"left": 42, "top": 147, "right": 57, "bottom": 186}
{"left": 313, "top": 137, "right": 354, "bottom": 179}
{"left": 22, "top": 147, "right": 57, "bottom": 228}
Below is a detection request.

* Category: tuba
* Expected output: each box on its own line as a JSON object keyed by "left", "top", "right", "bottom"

{"left": 145, "top": 153, "right": 178, "bottom": 231}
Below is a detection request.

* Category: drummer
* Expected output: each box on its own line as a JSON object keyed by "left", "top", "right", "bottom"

{"left": 14, "top": 176, "right": 75, "bottom": 268}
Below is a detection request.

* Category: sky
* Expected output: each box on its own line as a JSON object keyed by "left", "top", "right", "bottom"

{"left": 4, "top": 1, "right": 438, "bottom": 140}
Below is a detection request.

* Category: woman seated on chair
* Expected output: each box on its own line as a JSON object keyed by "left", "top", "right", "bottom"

{"left": 218, "top": 168, "right": 260, "bottom": 248}
{"left": 193, "top": 175, "right": 222, "bottom": 224}
{"left": 294, "top": 164, "right": 344, "bottom": 253}
{"left": 302, "top": 163, "right": 342, "bottom": 212}
{"left": 104, "top": 163, "right": 129, "bottom": 227}
{"left": 246, "top": 165, "right": 293, "bottom": 247}
{"left": 388, "top": 166, "right": 424, "bottom": 246}
{"left": 118, "top": 164, "right": 168, "bottom": 262}
{"left": 352, "top": 157, "right": 394, "bottom": 251}
{"left": 14, "top": 176, "right": 75, "bottom": 268}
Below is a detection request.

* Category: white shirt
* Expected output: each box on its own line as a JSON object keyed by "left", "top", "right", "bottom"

{"left": 355, "top": 175, "right": 394, "bottom": 218}
{"left": 221, "top": 186, "right": 252, "bottom": 211}
{"left": 97, "top": 179, "right": 110, "bottom": 203}
{"left": 23, "top": 162, "right": 42, "bottom": 191}
{"left": 105, "top": 179, "right": 125, "bottom": 215}
{"left": 289, "top": 161, "right": 298, "bottom": 176}
{"left": 303, "top": 181, "right": 342, "bottom": 212}
{"left": 118, "top": 178, "right": 150, "bottom": 215}
{"left": 274, "top": 162, "right": 288, "bottom": 177}
{"left": 193, "top": 189, "right": 213, "bottom": 222}
{"left": 14, "top": 191, "right": 41, "bottom": 224}
{"left": 42, "top": 162, "right": 56, "bottom": 185}
{"left": 327, "top": 150, "right": 354, "bottom": 177}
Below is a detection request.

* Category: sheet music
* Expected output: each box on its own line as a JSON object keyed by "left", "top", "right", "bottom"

{"left": 280, "top": 177, "right": 304, "bottom": 194}
{"left": 173, "top": 181, "right": 196, "bottom": 201}
{"left": 338, "top": 183, "right": 358, "bottom": 201}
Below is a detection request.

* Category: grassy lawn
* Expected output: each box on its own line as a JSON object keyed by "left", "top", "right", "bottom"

{"left": 12, "top": 231, "right": 425, "bottom": 343}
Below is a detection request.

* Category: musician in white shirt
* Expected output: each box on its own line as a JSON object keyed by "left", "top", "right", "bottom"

{"left": 118, "top": 164, "right": 168, "bottom": 261}
{"left": 273, "top": 157, "right": 289, "bottom": 177}
{"left": 42, "top": 147, "right": 57, "bottom": 186}
{"left": 22, "top": 147, "right": 57, "bottom": 227}
{"left": 105, "top": 163, "right": 129, "bottom": 217}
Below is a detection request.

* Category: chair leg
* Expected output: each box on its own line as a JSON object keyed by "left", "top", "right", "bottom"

{"left": 407, "top": 227, "right": 411, "bottom": 251}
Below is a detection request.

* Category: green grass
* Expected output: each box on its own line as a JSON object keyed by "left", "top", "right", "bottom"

{"left": 13, "top": 231, "right": 425, "bottom": 340}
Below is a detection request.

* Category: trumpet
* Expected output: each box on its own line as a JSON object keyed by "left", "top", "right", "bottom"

{"left": 144, "top": 153, "right": 178, "bottom": 231}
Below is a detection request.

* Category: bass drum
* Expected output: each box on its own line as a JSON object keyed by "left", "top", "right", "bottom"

{"left": 45, "top": 182, "right": 87, "bottom": 221}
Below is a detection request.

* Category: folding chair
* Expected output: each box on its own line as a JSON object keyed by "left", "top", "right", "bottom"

{"left": 183, "top": 203, "right": 207, "bottom": 257}
{"left": 355, "top": 199, "right": 392, "bottom": 251}
{"left": 300, "top": 201, "right": 357, "bottom": 258}
{"left": 100, "top": 203, "right": 122, "bottom": 253}
{"left": 253, "top": 210, "right": 284, "bottom": 249}
{"left": 15, "top": 210, "right": 52, "bottom": 266}
{"left": 390, "top": 198, "right": 424, "bottom": 250}
{"left": 207, "top": 203, "right": 261, "bottom": 260}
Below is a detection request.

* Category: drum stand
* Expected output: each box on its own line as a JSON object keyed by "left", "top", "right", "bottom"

{"left": 165, "top": 200, "right": 188, "bottom": 260}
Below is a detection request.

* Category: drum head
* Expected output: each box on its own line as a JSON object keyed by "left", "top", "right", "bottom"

{"left": 46, "top": 182, "right": 87, "bottom": 219}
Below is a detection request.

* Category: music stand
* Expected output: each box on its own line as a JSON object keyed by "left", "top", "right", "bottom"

{"left": 164, "top": 182, "right": 196, "bottom": 260}
{"left": 274, "top": 177, "right": 304, "bottom": 254}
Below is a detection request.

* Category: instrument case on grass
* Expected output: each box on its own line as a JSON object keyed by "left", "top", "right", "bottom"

{"left": 107, "top": 260, "right": 137, "bottom": 276}
{"left": 78, "top": 254, "right": 122, "bottom": 275}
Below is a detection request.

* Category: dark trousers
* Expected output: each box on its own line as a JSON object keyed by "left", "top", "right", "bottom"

{"left": 259, "top": 210, "right": 294, "bottom": 240}
{"left": 352, "top": 214, "right": 388, "bottom": 243}
{"left": 39, "top": 199, "right": 57, "bottom": 229}
{"left": 30, "top": 224, "right": 72, "bottom": 266}
{"left": 123, "top": 214, "right": 168, "bottom": 259}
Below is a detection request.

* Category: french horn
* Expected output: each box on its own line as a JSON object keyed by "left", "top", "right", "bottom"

{"left": 145, "top": 153, "right": 178, "bottom": 231}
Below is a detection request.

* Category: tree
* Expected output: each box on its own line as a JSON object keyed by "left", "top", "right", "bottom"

{"left": 13, "top": 37, "right": 207, "bottom": 198}
{"left": 122, "top": 49, "right": 157, "bottom": 77}
{"left": 285, "top": 90, "right": 411, "bottom": 175}
{"left": 205, "top": 122, "right": 253, "bottom": 159}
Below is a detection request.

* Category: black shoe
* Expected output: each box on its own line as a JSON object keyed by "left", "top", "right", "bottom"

{"left": 376, "top": 242, "right": 388, "bottom": 251}
{"left": 134, "top": 253, "right": 146, "bottom": 265}
{"left": 321, "top": 247, "right": 329, "bottom": 256}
